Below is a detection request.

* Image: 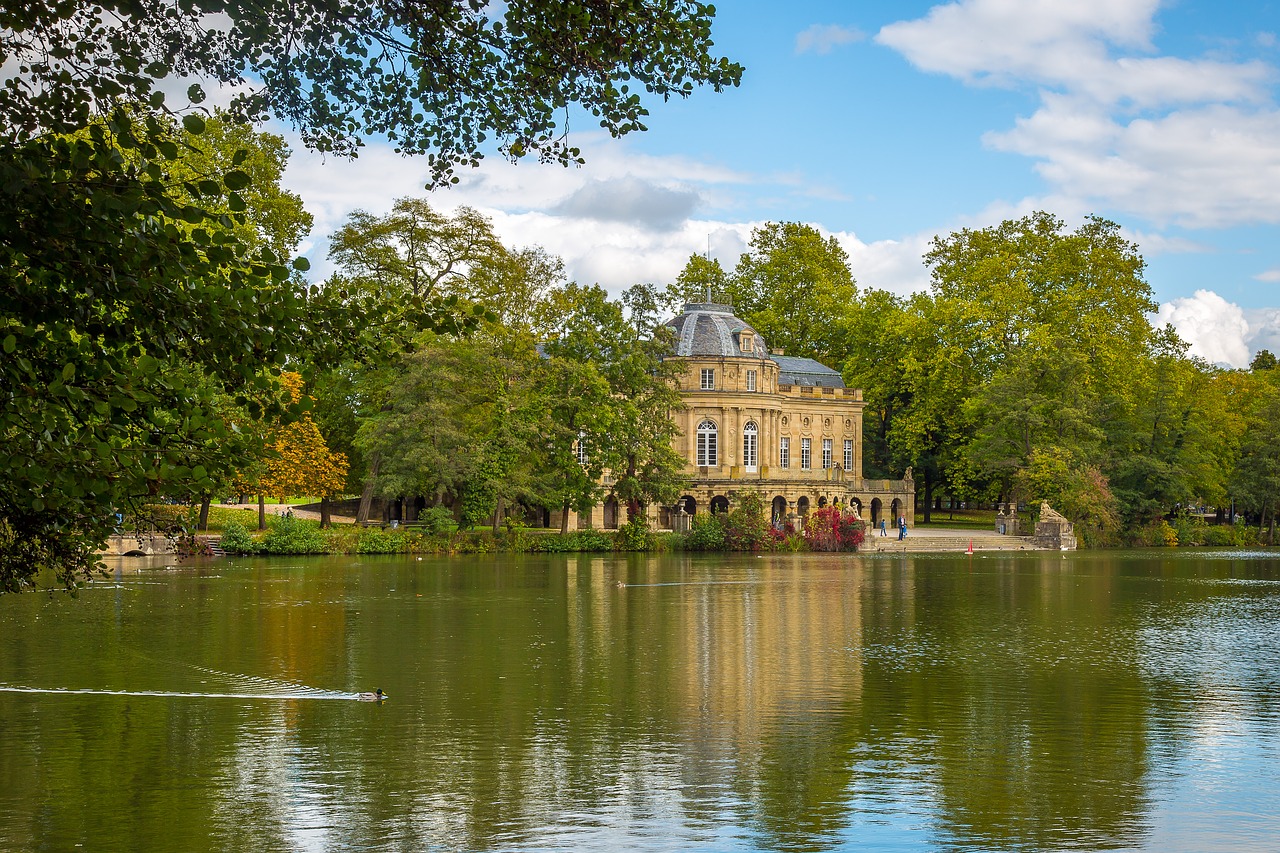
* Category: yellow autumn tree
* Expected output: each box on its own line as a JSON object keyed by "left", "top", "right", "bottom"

{"left": 258, "top": 373, "right": 348, "bottom": 524}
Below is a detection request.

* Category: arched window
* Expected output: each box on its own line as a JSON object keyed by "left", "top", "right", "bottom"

{"left": 742, "top": 421, "right": 758, "bottom": 471}
{"left": 696, "top": 419, "right": 718, "bottom": 467}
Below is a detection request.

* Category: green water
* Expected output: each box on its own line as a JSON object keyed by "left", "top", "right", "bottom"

{"left": 2, "top": 550, "right": 1279, "bottom": 852}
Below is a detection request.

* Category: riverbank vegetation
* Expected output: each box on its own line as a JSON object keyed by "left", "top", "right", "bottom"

{"left": 206, "top": 493, "right": 862, "bottom": 556}
{"left": 0, "top": 1, "right": 742, "bottom": 591}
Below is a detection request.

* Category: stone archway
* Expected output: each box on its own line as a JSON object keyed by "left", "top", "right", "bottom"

{"left": 771, "top": 495, "right": 788, "bottom": 526}
{"left": 891, "top": 498, "right": 902, "bottom": 525}
{"left": 679, "top": 495, "right": 697, "bottom": 516}
{"left": 604, "top": 496, "right": 620, "bottom": 530}
{"left": 797, "top": 496, "right": 810, "bottom": 517}
{"left": 818, "top": 496, "right": 828, "bottom": 508}
{"left": 871, "top": 498, "right": 883, "bottom": 526}
{"left": 710, "top": 495, "right": 729, "bottom": 515}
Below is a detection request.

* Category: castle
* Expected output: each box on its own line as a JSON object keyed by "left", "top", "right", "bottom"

{"left": 573, "top": 302, "right": 915, "bottom": 531}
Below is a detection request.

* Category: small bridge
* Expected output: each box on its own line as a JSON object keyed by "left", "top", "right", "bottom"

{"left": 99, "top": 534, "right": 175, "bottom": 557}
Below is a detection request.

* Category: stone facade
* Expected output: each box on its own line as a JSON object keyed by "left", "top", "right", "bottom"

{"left": 572, "top": 303, "right": 915, "bottom": 531}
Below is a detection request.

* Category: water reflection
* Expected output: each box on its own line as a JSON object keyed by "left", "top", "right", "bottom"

{"left": 0, "top": 551, "right": 1278, "bottom": 851}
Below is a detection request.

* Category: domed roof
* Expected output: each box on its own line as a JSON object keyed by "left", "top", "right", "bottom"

{"left": 665, "top": 303, "right": 769, "bottom": 359}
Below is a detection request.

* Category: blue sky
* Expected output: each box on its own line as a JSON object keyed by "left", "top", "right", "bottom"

{"left": 281, "top": 0, "right": 1280, "bottom": 367}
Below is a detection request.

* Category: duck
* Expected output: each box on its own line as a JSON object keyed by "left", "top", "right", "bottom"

{"left": 358, "top": 689, "right": 387, "bottom": 702}
{"left": 615, "top": 580, "right": 626, "bottom": 588}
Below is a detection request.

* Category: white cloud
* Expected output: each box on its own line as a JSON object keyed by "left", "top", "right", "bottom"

{"left": 795, "top": 24, "right": 864, "bottom": 56}
{"left": 1253, "top": 269, "right": 1280, "bottom": 282}
{"left": 1156, "top": 289, "right": 1251, "bottom": 367}
{"left": 1245, "top": 307, "right": 1280, "bottom": 355}
{"left": 281, "top": 134, "right": 774, "bottom": 290}
{"left": 878, "top": 0, "right": 1280, "bottom": 232}
{"left": 551, "top": 177, "right": 700, "bottom": 231}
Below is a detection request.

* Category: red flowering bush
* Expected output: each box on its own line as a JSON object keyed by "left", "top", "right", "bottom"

{"left": 802, "top": 506, "right": 865, "bottom": 552}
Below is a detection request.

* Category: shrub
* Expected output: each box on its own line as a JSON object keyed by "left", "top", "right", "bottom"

{"left": 803, "top": 506, "right": 865, "bottom": 552}
{"left": 682, "top": 513, "right": 726, "bottom": 551}
{"left": 219, "top": 521, "right": 260, "bottom": 555}
{"left": 616, "top": 515, "right": 650, "bottom": 551}
{"left": 725, "top": 492, "right": 771, "bottom": 551}
{"left": 528, "top": 530, "right": 615, "bottom": 552}
{"left": 1128, "top": 519, "right": 1178, "bottom": 547}
{"left": 260, "top": 514, "right": 328, "bottom": 554}
{"left": 355, "top": 528, "right": 407, "bottom": 554}
{"left": 419, "top": 505, "right": 454, "bottom": 535}
{"left": 1170, "top": 514, "right": 1207, "bottom": 547}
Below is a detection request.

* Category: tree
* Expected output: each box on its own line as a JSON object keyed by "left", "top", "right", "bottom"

{"left": 2, "top": 1, "right": 742, "bottom": 180}
{"left": 540, "top": 283, "right": 689, "bottom": 515}
{"left": 328, "top": 199, "right": 505, "bottom": 301}
{"left": 257, "top": 374, "right": 349, "bottom": 527}
{"left": 725, "top": 222, "right": 858, "bottom": 363}
{"left": 535, "top": 357, "right": 615, "bottom": 533}
{"left": 3, "top": 0, "right": 742, "bottom": 589}
{"left": 669, "top": 253, "right": 728, "bottom": 305}
{"left": 1232, "top": 370, "right": 1280, "bottom": 543}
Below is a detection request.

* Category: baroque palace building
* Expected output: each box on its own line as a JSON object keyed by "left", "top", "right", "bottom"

{"left": 575, "top": 302, "right": 915, "bottom": 532}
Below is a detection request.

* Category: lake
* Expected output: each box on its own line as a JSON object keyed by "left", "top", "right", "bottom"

{"left": 1, "top": 550, "right": 1279, "bottom": 851}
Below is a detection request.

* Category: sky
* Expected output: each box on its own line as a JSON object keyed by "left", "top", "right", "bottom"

{"left": 276, "top": 0, "right": 1280, "bottom": 368}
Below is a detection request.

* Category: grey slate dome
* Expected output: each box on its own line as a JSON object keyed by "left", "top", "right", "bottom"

{"left": 665, "top": 303, "right": 770, "bottom": 359}
{"left": 664, "top": 302, "right": 845, "bottom": 388}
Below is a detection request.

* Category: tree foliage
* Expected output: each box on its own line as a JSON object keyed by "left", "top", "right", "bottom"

{"left": 2, "top": 0, "right": 743, "bottom": 181}
{"left": 3, "top": 1, "right": 741, "bottom": 589}
{"left": 258, "top": 374, "right": 349, "bottom": 502}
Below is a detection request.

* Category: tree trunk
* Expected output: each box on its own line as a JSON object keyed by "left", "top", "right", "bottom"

{"left": 560, "top": 501, "right": 571, "bottom": 534}
{"left": 356, "top": 455, "right": 381, "bottom": 525}
{"left": 923, "top": 473, "right": 933, "bottom": 524}
{"left": 491, "top": 495, "right": 504, "bottom": 535}
{"left": 198, "top": 494, "right": 211, "bottom": 531}
{"left": 257, "top": 494, "right": 266, "bottom": 531}
{"left": 320, "top": 496, "right": 331, "bottom": 529}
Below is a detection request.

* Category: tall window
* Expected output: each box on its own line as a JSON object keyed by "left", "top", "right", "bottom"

{"left": 801, "top": 438, "right": 811, "bottom": 470}
{"left": 743, "top": 421, "right": 758, "bottom": 471}
{"left": 822, "top": 438, "right": 833, "bottom": 469}
{"left": 700, "top": 368, "right": 715, "bottom": 390}
{"left": 696, "top": 419, "right": 718, "bottom": 467}
{"left": 844, "top": 439, "right": 853, "bottom": 471}
{"left": 779, "top": 437, "right": 790, "bottom": 469}
{"left": 576, "top": 432, "right": 588, "bottom": 465}
{"left": 746, "top": 369, "right": 757, "bottom": 391}
{"left": 740, "top": 333, "right": 753, "bottom": 352}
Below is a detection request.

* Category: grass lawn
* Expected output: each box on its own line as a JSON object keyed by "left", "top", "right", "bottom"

{"left": 914, "top": 508, "right": 997, "bottom": 529}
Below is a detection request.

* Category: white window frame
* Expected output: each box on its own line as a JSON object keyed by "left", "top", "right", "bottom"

{"left": 822, "top": 438, "right": 833, "bottom": 470}
{"left": 696, "top": 419, "right": 718, "bottom": 467}
{"left": 844, "top": 439, "right": 853, "bottom": 472}
{"left": 801, "top": 438, "right": 811, "bottom": 470}
{"left": 700, "top": 368, "right": 715, "bottom": 390}
{"left": 740, "top": 333, "right": 753, "bottom": 352}
{"left": 746, "top": 369, "right": 757, "bottom": 391}
{"left": 742, "top": 421, "right": 758, "bottom": 472}
{"left": 779, "top": 436, "right": 790, "bottom": 469}
{"left": 576, "top": 432, "right": 588, "bottom": 465}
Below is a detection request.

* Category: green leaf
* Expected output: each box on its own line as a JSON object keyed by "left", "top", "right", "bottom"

{"left": 223, "top": 169, "right": 252, "bottom": 190}
{"left": 182, "top": 113, "right": 206, "bottom": 135}
{"left": 187, "top": 84, "right": 206, "bottom": 104}
{"left": 2, "top": 335, "right": 14, "bottom": 353}
{"left": 292, "top": 256, "right": 311, "bottom": 272}
{"left": 61, "top": 363, "right": 75, "bottom": 381}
